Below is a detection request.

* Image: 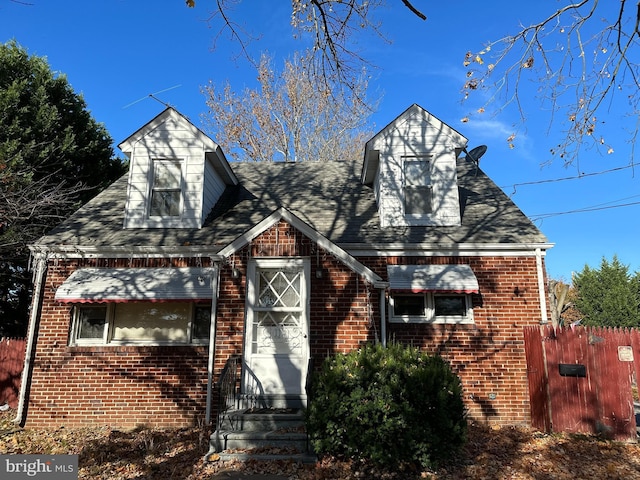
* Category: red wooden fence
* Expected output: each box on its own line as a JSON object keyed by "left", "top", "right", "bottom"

{"left": 524, "top": 325, "right": 640, "bottom": 441}
{"left": 0, "top": 337, "right": 26, "bottom": 408}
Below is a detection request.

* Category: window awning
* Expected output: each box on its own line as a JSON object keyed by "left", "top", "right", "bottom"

{"left": 55, "top": 268, "right": 216, "bottom": 303}
{"left": 387, "top": 265, "right": 479, "bottom": 294}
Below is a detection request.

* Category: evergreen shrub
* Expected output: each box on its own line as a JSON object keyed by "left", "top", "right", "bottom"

{"left": 306, "top": 342, "right": 467, "bottom": 470}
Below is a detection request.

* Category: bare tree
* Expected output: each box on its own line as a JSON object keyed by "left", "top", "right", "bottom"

{"left": 0, "top": 169, "right": 87, "bottom": 258}
{"left": 189, "top": 0, "right": 426, "bottom": 98}
{"left": 201, "top": 50, "right": 375, "bottom": 162}
{"left": 462, "top": 1, "right": 640, "bottom": 166}
{"left": 189, "top": 1, "right": 638, "bottom": 166}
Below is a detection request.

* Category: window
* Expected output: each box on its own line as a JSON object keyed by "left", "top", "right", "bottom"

{"left": 390, "top": 293, "right": 473, "bottom": 324}
{"left": 150, "top": 160, "right": 182, "bottom": 217}
{"left": 71, "top": 303, "right": 211, "bottom": 345}
{"left": 434, "top": 295, "right": 466, "bottom": 317}
{"left": 192, "top": 305, "right": 212, "bottom": 341}
{"left": 392, "top": 294, "right": 426, "bottom": 316}
{"left": 75, "top": 306, "right": 108, "bottom": 342}
{"left": 403, "top": 157, "right": 433, "bottom": 215}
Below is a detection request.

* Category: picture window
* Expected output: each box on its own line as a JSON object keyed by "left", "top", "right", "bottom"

{"left": 72, "top": 303, "right": 211, "bottom": 345}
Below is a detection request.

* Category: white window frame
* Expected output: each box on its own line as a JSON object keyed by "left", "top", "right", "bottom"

{"left": 70, "top": 303, "right": 211, "bottom": 346}
{"left": 71, "top": 304, "right": 111, "bottom": 345}
{"left": 402, "top": 155, "right": 434, "bottom": 220}
{"left": 389, "top": 292, "right": 474, "bottom": 324}
{"left": 148, "top": 159, "right": 184, "bottom": 219}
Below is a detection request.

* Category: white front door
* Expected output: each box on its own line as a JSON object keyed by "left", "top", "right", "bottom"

{"left": 244, "top": 258, "right": 310, "bottom": 399}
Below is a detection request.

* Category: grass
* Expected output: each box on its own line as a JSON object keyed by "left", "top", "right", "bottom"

{"left": 2, "top": 410, "right": 640, "bottom": 479}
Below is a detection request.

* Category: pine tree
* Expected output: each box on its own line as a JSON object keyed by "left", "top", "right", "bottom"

{"left": 572, "top": 256, "right": 640, "bottom": 328}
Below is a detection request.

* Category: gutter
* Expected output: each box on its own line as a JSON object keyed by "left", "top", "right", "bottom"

{"left": 15, "top": 251, "right": 48, "bottom": 426}
{"left": 33, "top": 244, "right": 226, "bottom": 260}
{"left": 345, "top": 242, "right": 555, "bottom": 257}
{"left": 205, "top": 264, "right": 221, "bottom": 425}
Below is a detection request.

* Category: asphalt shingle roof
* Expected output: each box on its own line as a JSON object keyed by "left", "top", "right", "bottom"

{"left": 35, "top": 158, "right": 548, "bottom": 250}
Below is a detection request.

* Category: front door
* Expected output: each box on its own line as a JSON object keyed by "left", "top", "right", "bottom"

{"left": 244, "top": 258, "right": 310, "bottom": 401}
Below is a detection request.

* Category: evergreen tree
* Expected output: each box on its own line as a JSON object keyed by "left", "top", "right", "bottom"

{"left": 0, "top": 41, "right": 126, "bottom": 337}
{"left": 572, "top": 256, "right": 640, "bottom": 328}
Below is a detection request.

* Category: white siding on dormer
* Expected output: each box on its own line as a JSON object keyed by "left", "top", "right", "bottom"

{"left": 201, "top": 158, "right": 226, "bottom": 225}
{"left": 121, "top": 108, "right": 234, "bottom": 229}
{"left": 364, "top": 105, "right": 467, "bottom": 228}
{"left": 376, "top": 150, "right": 462, "bottom": 227}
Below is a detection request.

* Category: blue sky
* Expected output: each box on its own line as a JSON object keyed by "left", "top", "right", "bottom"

{"left": 2, "top": 1, "right": 638, "bottom": 281}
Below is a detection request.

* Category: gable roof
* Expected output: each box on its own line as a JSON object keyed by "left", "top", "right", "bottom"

{"left": 218, "top": 207, "right": 385, "bottom": 287}
{"left": 362, "top": 104, "right": 468, "bottom": 184}
{"left": 33, "top": 158, "right": 549, "bottom": 254}
{"left": 118, "top": 107, "right": 238, "bottom": 186}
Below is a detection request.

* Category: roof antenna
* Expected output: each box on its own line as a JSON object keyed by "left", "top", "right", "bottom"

{"left": 463, "top": 145, "right": 487, "bottom": 176}
{"left": 148, "top": 94, "right": 171, "bottom": 108}
{"left": 122, "top": 84, "right": 182, "bottom": 109}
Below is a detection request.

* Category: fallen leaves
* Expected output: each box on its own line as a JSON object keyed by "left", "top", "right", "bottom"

{"left": 3, "top": 410, "right": 640, "bottom": 479}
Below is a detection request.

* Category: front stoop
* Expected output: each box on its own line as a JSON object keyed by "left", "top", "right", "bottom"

{"left": 206, "top": 408, "right": 317, "bottom": 464}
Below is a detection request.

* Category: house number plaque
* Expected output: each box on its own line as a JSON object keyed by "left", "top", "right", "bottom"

{"left": 618, "top": 346, "right": 634, "bottom": 362}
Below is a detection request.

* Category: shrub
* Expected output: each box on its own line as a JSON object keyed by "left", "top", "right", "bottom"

{"left": 306, "top": 342, "right": 467, "bottom": 470}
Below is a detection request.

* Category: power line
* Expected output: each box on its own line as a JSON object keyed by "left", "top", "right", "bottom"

{"left": 531, "top": 197, "right": 640, "bottom": 221}
{"left": 500, "top": 163, "right": 636, "bottom": 194}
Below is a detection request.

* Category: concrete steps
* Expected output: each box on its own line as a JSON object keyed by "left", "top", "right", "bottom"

{"left": 207, "top": 407, "right": 316, "bottom": 464}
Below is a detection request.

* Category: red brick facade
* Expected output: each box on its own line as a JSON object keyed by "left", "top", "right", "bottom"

{"left": 25, "top": 221, "right": 547, "bottom": 428}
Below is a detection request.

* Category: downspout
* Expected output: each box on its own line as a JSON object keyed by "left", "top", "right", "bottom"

{"left": 15, "top": 250, "right": 48, "bottom": 426}
{"left": 205, "top": 264, "right": 221, "bottom": 425}
{"left": 535, "top": 248, "right": 549, "bottom": 324}
{"left": 379, "top": 287, "right": 387, "bottom": 347}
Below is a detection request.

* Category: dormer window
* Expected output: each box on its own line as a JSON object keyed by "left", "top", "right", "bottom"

{"left": 150, "top": 160, "right": 182, "bottom": 217}
{"left": 403, "top": 156, "right": 433, "bottom": 216}
{"left": 119, "top": 107, "right": 238, "bottom": 229}
{"left": 362, "top": 104, "right": 464, "bottom": 227}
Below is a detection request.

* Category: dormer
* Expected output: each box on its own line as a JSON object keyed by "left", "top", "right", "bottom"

{"left": 118, "top": 108, "right": 238, "bottom": 229}
{"left": 361, "top": 104, "right": 467, "bottom": 228}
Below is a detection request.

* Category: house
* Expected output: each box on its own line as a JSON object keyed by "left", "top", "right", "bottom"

{"left": 17, "top": 104, "right": 552, "bottom": 430}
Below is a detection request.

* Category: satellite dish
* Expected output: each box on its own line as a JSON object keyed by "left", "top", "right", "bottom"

{"left": 464, "top": 145, "right": 487, "bottom": 176}
{"left": 465, "top": 145, "right": 487, "bottom": 163}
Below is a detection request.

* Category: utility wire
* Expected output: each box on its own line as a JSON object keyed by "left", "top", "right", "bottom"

{"left": 500, "top": 163, "right": 636, "bottom": 194}
{"left": 531, "top": 196, "right": 640, "bottom": 221}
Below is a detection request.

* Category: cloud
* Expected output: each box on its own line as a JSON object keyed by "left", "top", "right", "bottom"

{"left": 458, "top": 116, "right": 538, "bottom": 163}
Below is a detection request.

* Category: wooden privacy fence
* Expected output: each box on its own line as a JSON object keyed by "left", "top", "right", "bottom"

{"left": 0, "top": 337, "right": 26, "bottom": 408}
{"left": 524, "top": 325, "right": 640, "bottom": 441}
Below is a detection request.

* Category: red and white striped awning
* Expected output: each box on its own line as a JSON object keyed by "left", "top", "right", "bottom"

{"left": 54, "top": 267, "right": 215, "bottom": 303}
{"left": 386, "top": 264, "right": 479, "bottom": 294}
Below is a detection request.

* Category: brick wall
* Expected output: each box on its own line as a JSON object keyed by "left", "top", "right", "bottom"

{"left": 26, "top": 257, "right": 213, "bottom": 428}
{"left": 27, "top": 220, "right": 546, "bottom": 428}
{"left": 378, "top": 256, "right": 547, "bottom": 425}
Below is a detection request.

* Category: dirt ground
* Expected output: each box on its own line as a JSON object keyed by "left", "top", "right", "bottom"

{"left": 2, "top": 409, "right": 640, "bottom": 479}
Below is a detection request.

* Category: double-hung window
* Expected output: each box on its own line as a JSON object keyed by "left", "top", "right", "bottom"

{"left": 150, "top": 160, "right": 182, "bottom": 217}
{"left": 403, "top": 156, "right": 433, "bottom": 216}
